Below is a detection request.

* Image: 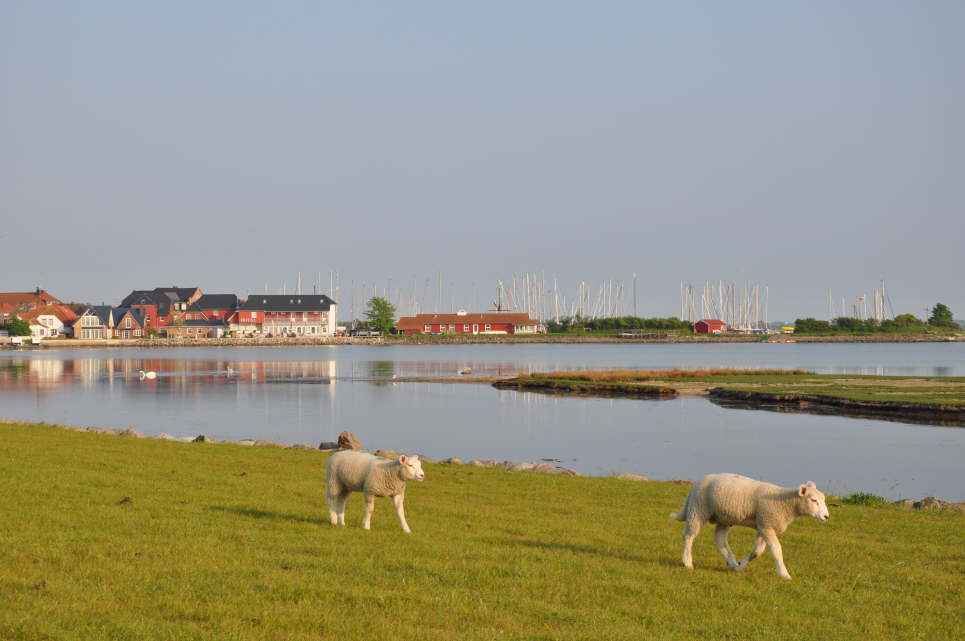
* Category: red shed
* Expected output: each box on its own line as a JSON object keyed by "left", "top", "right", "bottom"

{"left": 694, "top": 319, "right": 726, "bottom": 334}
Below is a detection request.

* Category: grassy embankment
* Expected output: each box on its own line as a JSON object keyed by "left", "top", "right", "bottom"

{"left": 2, "top": 421, "right": 963, "bottom": 641}
{"left": 494, "top": 368, "right": 965, "bottom": 407}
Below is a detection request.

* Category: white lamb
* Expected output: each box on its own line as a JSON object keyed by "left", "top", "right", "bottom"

{"left": 670, "top": 473, "right": 830, "bottom": 579}
{"left": 326, "top": 450, "right": 425, "bottom": 533}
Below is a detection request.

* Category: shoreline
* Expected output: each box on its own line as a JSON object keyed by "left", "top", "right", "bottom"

{"left": 3, "top": 417, "right": 961, "bottom": 510}
{"left": 1, "top": 331, "right": 960, "bottom": 349}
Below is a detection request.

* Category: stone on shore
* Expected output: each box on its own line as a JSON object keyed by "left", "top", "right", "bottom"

{"left": 337, "top": 431, "right": 363, "bottom": 450}
{"left": 118, "top": 429, "right": 145, "bottom": 438}
{"left": 616, "top": 473, "right": 648, "bottom": 482}
{"left": 193, "top": 435, "right": 214, "bottom": 443}
{"left": 318, "top": 441, "right": 339, "bottom": 450}
{"left": 894, "top": 496, "right": 965, "bottom": 513}
{"left": 238, "top": 439, "right": 256, "bottom": 446}
{"left": 155, "top": 433, "right": 177, "bottom": 441}
{"left": 441, "top": 457, "right": 463, "bottom": 464}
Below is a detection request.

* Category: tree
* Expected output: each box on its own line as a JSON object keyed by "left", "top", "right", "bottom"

{"left": 893, "top": 313, "right": 923, "bottom": 327}
{"left": 364, "top": 297, "right": 396, "bottom": 334}
{"left": 928, "top": 303, "right": 957, "bottom": 328}
{"left": 1, "top": 317, "right": 31, "bottom": 336}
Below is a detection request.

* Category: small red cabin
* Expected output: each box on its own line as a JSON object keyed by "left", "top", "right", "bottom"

{"left": 694, "top": 319, "right": 726, "bottom": 334}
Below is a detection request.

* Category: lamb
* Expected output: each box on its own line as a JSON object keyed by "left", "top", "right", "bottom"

{"left": 326, "top": 450, "right": 425, "bottom": 533}
{"left": 670, "top": 473, "right": 829, "bottom": 579}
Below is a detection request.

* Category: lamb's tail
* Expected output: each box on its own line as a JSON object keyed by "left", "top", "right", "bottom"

{"left": 669, "top": 489, "right": 693, "bottom": 521}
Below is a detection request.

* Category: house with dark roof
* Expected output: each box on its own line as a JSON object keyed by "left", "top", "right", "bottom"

{"left": 120, "top": 286, "right": 202, "bottom": 329}
{"left": 229, "top": 295, "right": 337, "bottom": 337}
{"left": 185, "top": 294, "right": 239, "bottom": 322}
{"left": 109, "top": 308, "right": 146, "bottom": 339}
{"left": 71, "top": 306, "right": 113, "bottom": 339}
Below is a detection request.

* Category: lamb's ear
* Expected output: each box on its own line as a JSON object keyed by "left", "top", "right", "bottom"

{"left": 399, "top": 454, "right": 408, "bottom": 464}
{"left": 799, "top": 484, "right": 809, "bottom": 496}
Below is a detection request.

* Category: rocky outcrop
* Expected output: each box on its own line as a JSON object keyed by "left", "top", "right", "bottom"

{"left": 893, "top": 497, "right": 965, "bottom": 513}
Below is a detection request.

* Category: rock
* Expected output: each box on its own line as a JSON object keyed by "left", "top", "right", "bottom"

{"left": 915, "top": 496, "right": 943, "bottom": 510}
{"left": 337, "top": 431, "right": 363, "bottom": 450}
{"left": 442, "top": 457, "right": 463, "bottom": 465}
{"left": 118, "top": 429, "right": 144, "bottom": 438}
{"left": 318, "top": 441, "right": 339, "bottom": 450}
{"left": 416, "top": 454, "right": 436, "bottom": 463}
{"left": 468, "top": 459, "right": 497, "bottom": 467}
{"left": 193, "top": 435, "right": 214, "bottom": 443}
{"left": 155, "top": 433, "right": 177, "bottom": 441}
{"left": 616, "top": 473, "right": 649, "bottom": 482}
{"left": 255, "top": 439, "right": 285, "bottom": 448}
{"left": 669, "top": 479, "right": 694, "bottom": 486}
{"left": 238, "top": 439, "right": 256, "bottom": 446}
{"left": 375, "top": 449, "right": 402, "bottom": 459}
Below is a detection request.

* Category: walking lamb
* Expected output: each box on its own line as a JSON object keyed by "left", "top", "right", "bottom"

{"left": 326, "top": 450, "right": 425, "bottom": 533}
{"left": 670, "top": 473, "right": 830, "bottom": 579}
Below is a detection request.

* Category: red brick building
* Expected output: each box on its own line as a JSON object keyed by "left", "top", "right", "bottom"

{"left": 120, "top": 287, "right": 202, "bottom": 329}
{"left": 395, "top": 312, "right": 543, "bottom": 335}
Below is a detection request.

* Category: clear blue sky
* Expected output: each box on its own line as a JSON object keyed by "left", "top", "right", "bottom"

{"left": 2, "top": 1, "right": 962, "bottom": 321}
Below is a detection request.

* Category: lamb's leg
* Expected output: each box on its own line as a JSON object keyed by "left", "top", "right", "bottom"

{"left": 763, "top": 529, "right": 792, "bottom": 580}
{"left": 335, "top": 490, "right": 350, "bottom": 526}
{"left": 326, "top": 483, "right": 340, "bottom": 525}
{"left": 736, "top": 533, "right": 766, "bottom": 570}
{"left": 362, "top": 493, "right": 375, "bottom": 530}
{"left": 681, "top": 518, "right": 702, "bottom": 569}
{"left": 392, "top": 494, "right": 411, "bottom": 533}
{"left": 714, "top": 525, "right": 739, "bottom": 570}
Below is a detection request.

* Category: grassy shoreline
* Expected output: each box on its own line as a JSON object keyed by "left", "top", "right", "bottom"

{"left": 492, "top": 370, "right": 965, "bottom": 425}
{"left": 1, "top": 421, "right": 963, "bottom": 640}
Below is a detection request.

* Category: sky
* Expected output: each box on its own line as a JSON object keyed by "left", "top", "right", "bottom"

{"left": 2, "top": 1, "right": 963, "bottom": 322}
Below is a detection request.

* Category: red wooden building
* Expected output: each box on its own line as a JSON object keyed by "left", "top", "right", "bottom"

{"left": 693, "top": 319, "right": 727, "bottom": 334}
{"left": 395, "top": 312, "right": 543, "bottom": 335}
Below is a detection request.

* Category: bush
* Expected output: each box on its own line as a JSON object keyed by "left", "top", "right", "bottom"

{"left": 842, "top": 492, "right": 888, "bottom": 506}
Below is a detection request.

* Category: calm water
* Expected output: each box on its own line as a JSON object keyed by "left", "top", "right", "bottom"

{"left": 1, "top": 343, "right": 963, "bottom": 500}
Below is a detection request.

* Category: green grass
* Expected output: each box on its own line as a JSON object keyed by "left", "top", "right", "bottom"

{"left": 1, "top": 422, "right": 963, "bottom": 640}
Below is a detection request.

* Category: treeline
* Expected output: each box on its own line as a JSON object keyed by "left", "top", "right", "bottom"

{"left": 794, "top": 313, "right": 959, "bottom": 334}
{"left": 546, "top": 316, "right": 692, "bottom": 333}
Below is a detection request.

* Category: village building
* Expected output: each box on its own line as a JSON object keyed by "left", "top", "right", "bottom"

{"left": 20, "top": 305, "right": 79, "bottom": 338}
{"left": 161, "top": 319, "right": 227, "bottom": 338}
{"left": 229, "top": 295, "right": 337, "bottom": 337}
{"left": 0, "top": 288, "right": 63, "bottom": 314}
{"left": 71, "top": 306, "right": 113, "bottom": 339}
{"left": 693, "top": 319, "right": 727, "bottom": 334}
{"left": 185, "top": 294, "right": 239, "bottom": 322}
{"left": 395, "top": 312, "right": 544, "bottom": 335}
{"left": 120, "top": 287, "right": 202, "bottom": 329}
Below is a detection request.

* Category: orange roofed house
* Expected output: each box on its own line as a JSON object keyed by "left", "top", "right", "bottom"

{"left": 395, "top": 312, "right": 544, "bottom": 335}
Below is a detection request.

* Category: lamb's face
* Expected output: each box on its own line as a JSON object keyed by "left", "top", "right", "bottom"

{"left": 399, "top": 455, "right": 425, "bottom": 482}
{"left": 799, "top": 482, "right": 830, "bottom": 521}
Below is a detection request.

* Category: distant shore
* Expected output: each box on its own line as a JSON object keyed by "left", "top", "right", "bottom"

{"left": 1, "top": 332, "right": 959, "bottom": 349}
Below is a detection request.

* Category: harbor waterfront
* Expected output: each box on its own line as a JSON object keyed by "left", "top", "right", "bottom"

{"left": 2, "top": 343, "right": 964, "bottom": 501}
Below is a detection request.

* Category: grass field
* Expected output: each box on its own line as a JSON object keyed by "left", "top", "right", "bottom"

{"left": 1, "top": 421, "right": 963, "bottom": 640}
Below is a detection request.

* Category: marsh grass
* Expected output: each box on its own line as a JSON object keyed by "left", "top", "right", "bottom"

{"left": 1, "top": 422, "right": 962, "bottom": 641}
{"left": 531, "top": 368, "right": 811, "bottom": 383}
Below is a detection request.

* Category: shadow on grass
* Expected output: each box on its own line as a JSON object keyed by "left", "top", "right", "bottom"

{"left": 209, "top": 505, "right": 326, "bottom": 525}
{"left": 512, "top": 539, "right": 649, "bottom": 563}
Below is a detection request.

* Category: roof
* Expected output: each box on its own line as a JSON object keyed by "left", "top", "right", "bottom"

{"left": 18, "top": 305, "right": 78, "bottom": 323}
{"left": 395, "top": 312, "right": 540, "bottom": 330}
{"left": 239, "top": 295, "right": 336, "bottom": 312}
{"left": 695, "top": 319, "right": 726, "bottom": 326}
{"left": 0, "top": 290, "right": 63, "bottom": 309}
{"left": 110, "top": 307, "right": 145, "bottom": 326}
{"left": 121, "top": 287, "right": 200, "bottom": 308}
{"left": 189, "top": 294, "right": 239, "bottom": 311}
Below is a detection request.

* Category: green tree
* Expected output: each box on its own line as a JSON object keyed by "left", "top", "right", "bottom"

{"left": 928, "top": 303, "right": 957, "bottom": 328}
{"left": 893, "top": 313, "right": 923, "bottom": 327}
{"left": 1, "top": 317, "right": 31, "bottom": 336}
{"left": 364, "top": 297, "right": 396, "bottom": 334}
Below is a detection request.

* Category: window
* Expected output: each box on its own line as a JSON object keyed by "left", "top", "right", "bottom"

{"left": 125, "top": 317, "right": 132, "bottom": 328}
{"left": 485, "top": 324, "right": 492, "bottom": 331}
{"left": 463, "top": 324, "right": 469, "bottom": 332}
{"left": 134, "top": 330, "right": 141, "bottom": 337}
{"left": 424, "top": 324, "right": 431, "bottom": 332}
{"left": 449, "top": 324, "right": 455, "bottom": 331}
{"left": 251, "top": 312, "right": 257, "bottom": 319}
